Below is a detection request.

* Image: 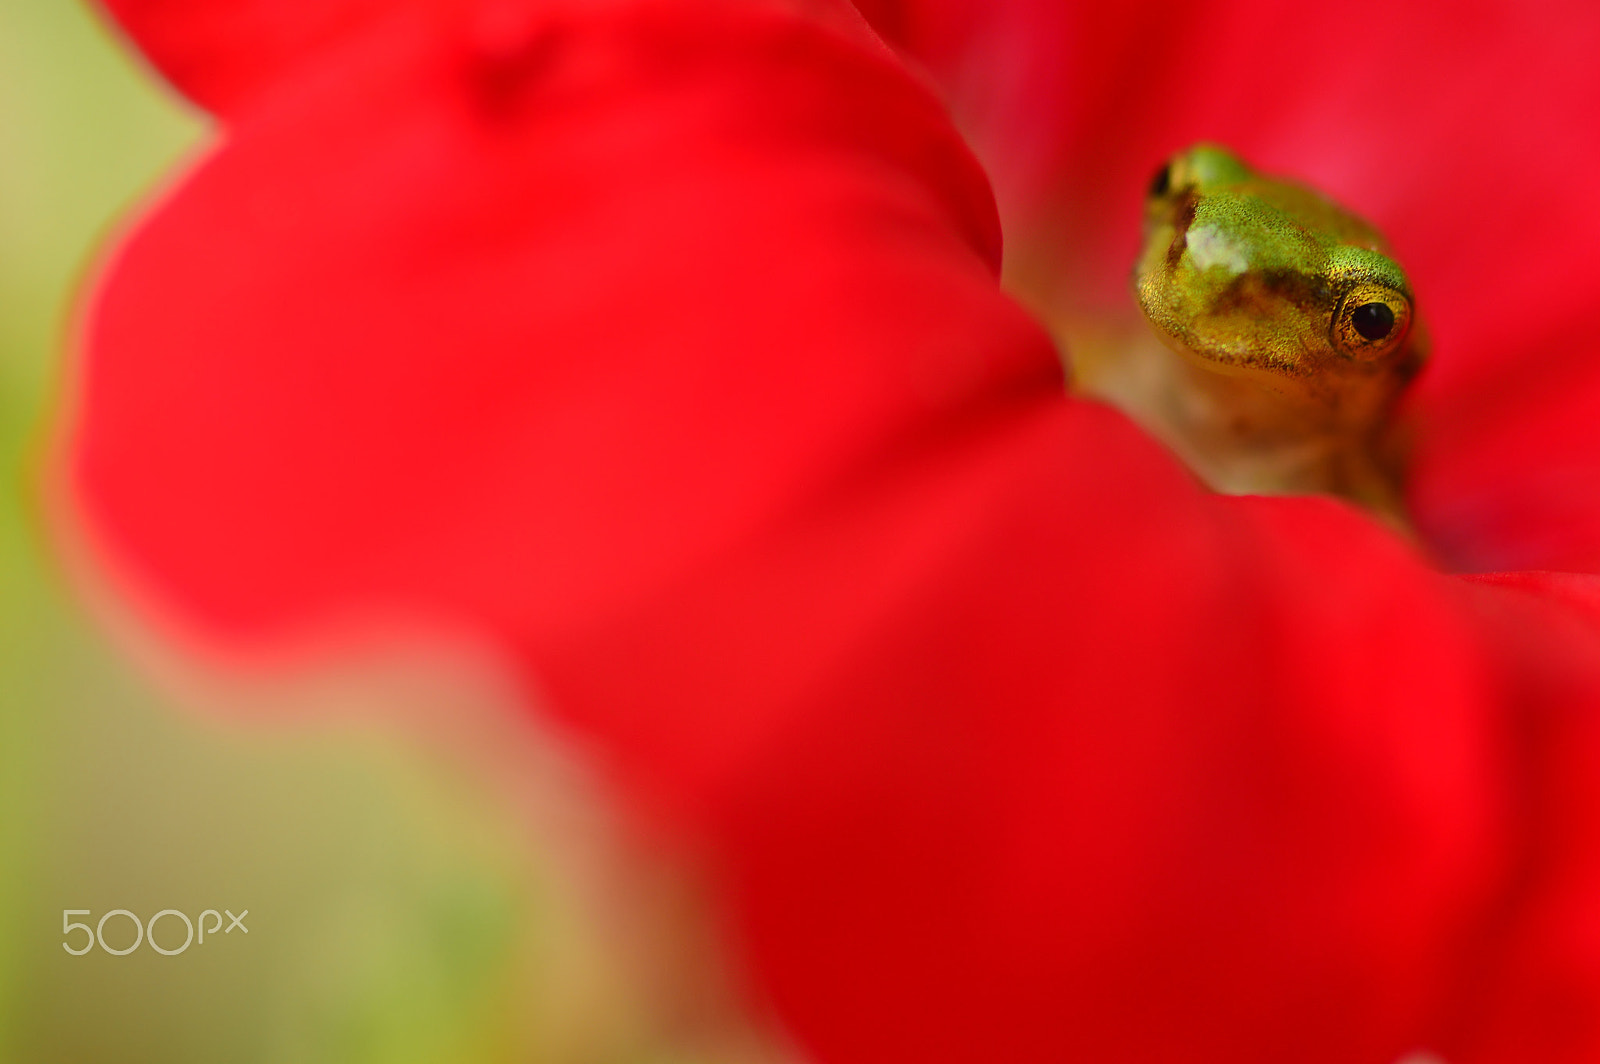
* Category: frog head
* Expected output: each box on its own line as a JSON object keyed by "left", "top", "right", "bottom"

{"left": 1134, "top": 144, "right": 1425, "bottom": 397}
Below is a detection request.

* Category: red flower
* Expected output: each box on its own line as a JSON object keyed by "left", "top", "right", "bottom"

{"left": 60, "top": 0, "right": 1600, "bottom": 1061}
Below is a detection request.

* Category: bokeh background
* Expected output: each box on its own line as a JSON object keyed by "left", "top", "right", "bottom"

{"left": 0, "top": 5, "right": 770, "bottom": 1062}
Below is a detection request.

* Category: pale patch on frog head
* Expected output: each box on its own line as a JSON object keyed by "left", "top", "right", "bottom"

{"left": 1184, "top": 222, "right": 1251, "bottom": 276}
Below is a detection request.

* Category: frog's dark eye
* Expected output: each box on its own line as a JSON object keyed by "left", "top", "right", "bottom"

{"left": 1333, "top": 284, "right": 1412, "bottom": 360}
{"left": 1148, "top": 163, "right": 1172, "bottom": 199}
{"left": 1350, "top": 301, "right": 1395, "bottom": 340}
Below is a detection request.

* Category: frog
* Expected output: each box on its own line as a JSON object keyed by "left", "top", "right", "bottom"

{"left": 1127, "top": 143, "right": 1427, "bottom": 523}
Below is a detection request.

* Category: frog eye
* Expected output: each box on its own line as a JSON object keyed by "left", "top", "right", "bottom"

{"left": 1350, "top": 302, "right": 1393, "bottom": 340}
{"left": 1332, "top": 283, "right": 1412, "bottom": 360}
{"left": 1147, "top": 155, "right": 1196, "bottom": 200}
{"left": 1148, "top": 163, "right": 1172, "bottom": 198}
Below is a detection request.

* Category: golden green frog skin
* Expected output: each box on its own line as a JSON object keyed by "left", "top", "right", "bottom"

{"left": 1128, "top": 144, "right": 1427, "bottom": 521}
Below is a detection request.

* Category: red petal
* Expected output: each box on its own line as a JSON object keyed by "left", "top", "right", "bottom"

{"left": 1441, "top": 572, "right": 1600, "bottom": 1064}
{"left": 74, "top": 0, "right": 1003, "bottom": 647}
{"left": 96, "top": 0, "right": 424, "bottom": 117}
{"left": 95, "top": 0, "right": 890, "bottom": 119}
{"left": 63, "top": 2, "right": 1600, "bottom": 1062}
{"left": 875, "top": 0, "right": 1600, "bottom": 573}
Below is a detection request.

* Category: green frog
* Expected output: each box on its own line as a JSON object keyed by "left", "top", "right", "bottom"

{"left": 1127, "top": 144, "right": 1426, "bottom": 522}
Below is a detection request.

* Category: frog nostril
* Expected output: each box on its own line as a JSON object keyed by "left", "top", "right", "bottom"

{"left": 1351, "top": 301, "right": 1395, "bottom": 340}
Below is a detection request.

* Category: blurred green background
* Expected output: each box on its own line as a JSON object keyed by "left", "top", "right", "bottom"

{"left": 0, "top": 5, "right": 767, "bottom": 1063}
